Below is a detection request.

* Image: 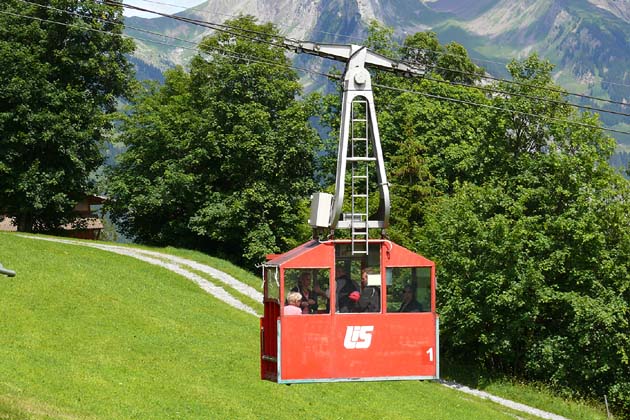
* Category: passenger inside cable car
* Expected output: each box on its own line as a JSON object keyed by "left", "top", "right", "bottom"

{"left": 398, "top": 285, "right": 423, "bottom": 312}
{"left": 284, "top": 292, "right": 303, "bottom": 315}
{"left": 357, "top": 268, "right": 380, "bottom": 313}
{"left": 387, "top": 267, "right": 432, "bottom": 313}
{"left": 290, "top": 271, "right": 317, "bottom": 314}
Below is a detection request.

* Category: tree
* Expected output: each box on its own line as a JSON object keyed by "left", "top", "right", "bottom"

{"left": 378, "top": 76, "right": 493, "bottom": 249}
{"left": 435, "top": 42, "right": 485, "bottom": 84}
{"left": 106, "top": 16, "right": 320, "bottom": 268}
{"left": 416, "top": 56, "right": 630, "bottom": 413}
{"left": 0, "top": 0, "right": 135, "bottom": 232}
{"left": 402, "top": 32, "right": 484, "bottom": 84}
{"left": 401, "top": 31, "right": 441, "bottom": 68}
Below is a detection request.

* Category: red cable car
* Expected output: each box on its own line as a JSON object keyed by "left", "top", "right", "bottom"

{"left": 260, "top": 44, "right": 438, "bottom": 383}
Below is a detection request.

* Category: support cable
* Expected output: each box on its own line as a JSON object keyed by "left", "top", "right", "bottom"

{"left": 2, "top": 7, "right": 630, "bottom": 137}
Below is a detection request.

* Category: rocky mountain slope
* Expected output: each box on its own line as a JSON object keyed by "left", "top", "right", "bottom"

{"left": 124, "top": 0, "right": 630, "bottom": 147}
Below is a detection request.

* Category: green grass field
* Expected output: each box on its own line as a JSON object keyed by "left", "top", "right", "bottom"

{"left": 0, "top": 232, "right": 608, "bottom": 419}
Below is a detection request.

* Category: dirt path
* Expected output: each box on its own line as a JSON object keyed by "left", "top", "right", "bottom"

{"left": 20, "top": 235, "right": 570, "bottom": 420}
{"left": 439, "top": 380, "right": 569, "bottom": 419}
{"left": 20, "top": 235, "right": 261, "bottom": 316}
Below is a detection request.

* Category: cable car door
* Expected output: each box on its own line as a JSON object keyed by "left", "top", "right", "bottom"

{"left": 260, "top": 266, "right": 280, "bottom": 381}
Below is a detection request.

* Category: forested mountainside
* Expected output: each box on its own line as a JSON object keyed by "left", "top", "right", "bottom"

{"left": 124, "top": 0, "right": 630, "bottom": 151}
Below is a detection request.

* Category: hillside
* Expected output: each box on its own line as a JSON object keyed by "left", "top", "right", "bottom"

{"left": 123, "top": 0, "right": 630, "bottom": 149}
{"left": 0, "top": 232, "right": 607, "bottom": 419}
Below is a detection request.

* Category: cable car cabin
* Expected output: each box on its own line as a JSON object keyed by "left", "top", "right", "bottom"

{"left": 260, "top": 43, "right": 438, "bottom": 383}
{"left": 260, "top": 239, "right": 438, "bottom": 383}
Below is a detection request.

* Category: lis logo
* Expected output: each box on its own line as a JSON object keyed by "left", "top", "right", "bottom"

{"left": 343, "top": 326, "right": 374, "bottom": 349}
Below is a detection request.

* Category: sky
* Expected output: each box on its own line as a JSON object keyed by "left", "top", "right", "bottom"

{"left": 123, "top": 0, "right": 206, "bottom": 18}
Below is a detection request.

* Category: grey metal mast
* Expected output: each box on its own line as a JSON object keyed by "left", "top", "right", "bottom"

{"left": 285, "top": 41, "right": 424, "bottom": 254}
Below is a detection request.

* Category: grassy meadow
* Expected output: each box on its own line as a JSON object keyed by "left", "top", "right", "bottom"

{"left": 0, "top": 232, "right": 608, "bottom": 419}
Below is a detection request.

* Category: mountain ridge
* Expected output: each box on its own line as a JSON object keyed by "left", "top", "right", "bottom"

{"left": 124, "top": 0, "right": 630, "bottom": 148}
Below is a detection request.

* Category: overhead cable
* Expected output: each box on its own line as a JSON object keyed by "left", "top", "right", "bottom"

{"left": 414, "top": 58, "right": 630, "bottom": 108}
{"left": 120, "top": 0, "right": 367, "bottom": 43}
{"left": 122, "top": 0, "right": 630, "bottom": 90}
{"left": 373, "top": 82, "right": 630, "bottom": 136}
{"left": 110, "top": 0, "right": 630, "bottom": 110}
{"left": 2, "top": 7, "right": 630, "bottom": 137}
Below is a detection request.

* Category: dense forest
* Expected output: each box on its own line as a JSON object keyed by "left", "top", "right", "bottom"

{"left": 1, "top": 2, "right": 629, "bottom": 416}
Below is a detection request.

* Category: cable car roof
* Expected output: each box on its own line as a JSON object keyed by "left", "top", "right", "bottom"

{"left": 264, "top": 240, "right": 332, "bottom": 268}
{"left": 263, "top": 239, "right": 434, "bottom": 269}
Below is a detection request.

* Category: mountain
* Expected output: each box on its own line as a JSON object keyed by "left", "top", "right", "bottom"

{"left": 123, "top": 0, "right": 630, "bottom": 149}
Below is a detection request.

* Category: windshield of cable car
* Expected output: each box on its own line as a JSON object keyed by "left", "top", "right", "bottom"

{"left": 283, "top": 268, "right": 330, "bottom": 314}
{"left": 334, "top": 243, "right": 381, "bottom": 313}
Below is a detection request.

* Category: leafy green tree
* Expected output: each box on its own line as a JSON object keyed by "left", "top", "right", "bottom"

{"left": 106, "top": 16, "right": 319, "bottom": 268}
{"left": 401, "top": 32, "right": 484, "bottom": 84}
{"left": 105, "top": 68, "right": 205, "bottom": 246}
{"left": 0, "top": 0, "right": 134, "bottom": 231}
{"left": 416, "top": 56, "right": 630, "bottom": 412}
{"left": 401, "top": 31, "right": 442, "bottom": 68}
{"left": 365, "top": 20, "right": 399, "bottom": 58}
{"left": 435, "top": 42, "right": 485, "bottom": 84}
{"left": 379, "top": 83, "right": 491, "bottom": 248}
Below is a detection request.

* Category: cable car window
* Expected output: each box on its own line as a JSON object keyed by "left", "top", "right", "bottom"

{"left": 265, "top": 266, "right": 280, "bottom": 302}
{"left": 333, "top": 244, "right": 381, "bottom": 314}
{"left": 386, "top": 267, "right": 431, "bottom": 313}
{"left": 284, "top": 269, "right": 330, "bottom": 314}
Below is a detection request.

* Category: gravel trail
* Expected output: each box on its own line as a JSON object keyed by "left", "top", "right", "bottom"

{"left": 439, "top": 380, "right": 569, "bottom": 419}
{"left": 19, "top": 235, "right": 260, "bottom": 316}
